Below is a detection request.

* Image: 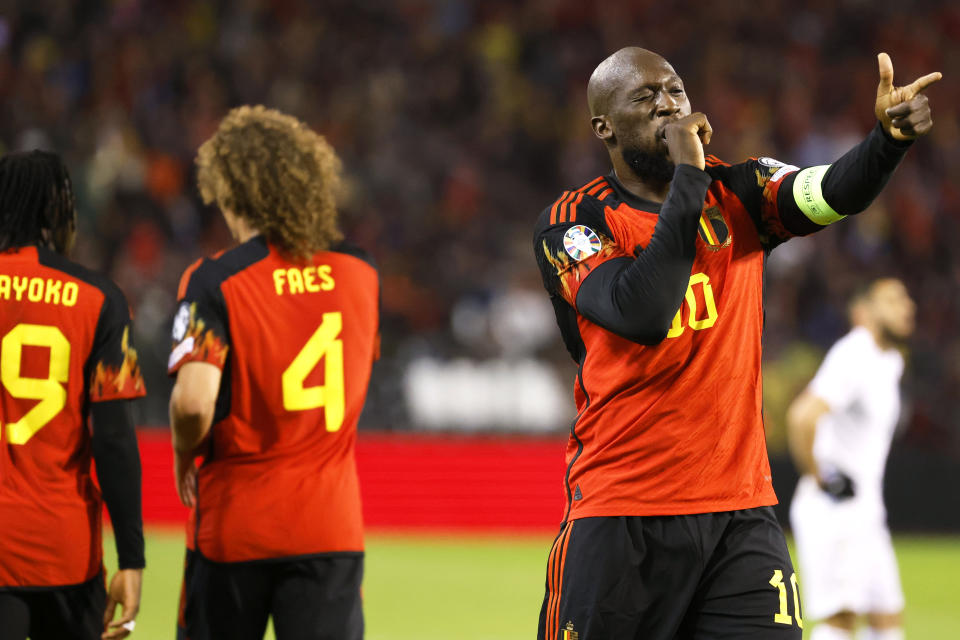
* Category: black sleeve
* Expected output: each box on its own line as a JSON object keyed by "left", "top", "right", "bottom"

{"left": 575, "top": 165, "right": 712, "bottom": 344}
{"left": 86, "top": 281, "right": 146, "bottom": 403}
{"left": 91, "top": 400, "right": 145, "bottom": 570}
{"left": 168, "top": 259, "right": 231, "bottom": 375}
{"left": 775, "top": 123, "right": 913, "bottom": 235}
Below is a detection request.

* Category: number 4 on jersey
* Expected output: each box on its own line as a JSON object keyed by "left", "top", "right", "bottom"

{"left": 281, "top": 312, "right": 345, "bottom": 432}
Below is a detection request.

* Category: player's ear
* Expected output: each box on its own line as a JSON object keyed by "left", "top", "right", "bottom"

{"left": 591, "top": 115, "right": 614, "bottom": 142}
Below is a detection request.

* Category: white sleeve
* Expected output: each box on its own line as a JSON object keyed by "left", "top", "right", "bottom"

{"left": 808, "top": 338, "right": 861, "bottom": 412}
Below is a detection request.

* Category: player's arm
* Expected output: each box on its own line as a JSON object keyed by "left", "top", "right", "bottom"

{"left": 786, "top": 390, "right": 856, "bottom": 500}
{"left": 785, "top": 54, "right": 938, "bottom": 228}
{"left": 91, "top": 401, "right": 144, "bottom": 640}
{"left": 86, "top": 285, "right": 146, "bottom": 639}
{"left": 167, "top": 260, "right": 230, "bottom": 507}
{"left": 785, "top": 390, "right": 830, "bottom": 478}
{"left": 575, "top": 165, "right": 710, "bottom": 343}
{"left": 732, "top": 54, "right": 940, "bottom": 246}
{"left": 169, "top": 362, "right": 220, "bottom": 507}
{"left": 788, "top": 336, "right": 863, "bottom": 500}
{"left": 535, "top": 115, "right": 713, "bottom": 344}
{"left": 170, "top": 362, "right": 220, "bottom": 453}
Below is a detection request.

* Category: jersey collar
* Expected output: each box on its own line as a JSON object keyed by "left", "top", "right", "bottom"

{"left": 606, "top": 172, "right": 663, "bottom": 214}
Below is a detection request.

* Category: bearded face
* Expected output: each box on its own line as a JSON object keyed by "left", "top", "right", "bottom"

{"left": 621, "top": 147, "right": 676, "bottom": 185}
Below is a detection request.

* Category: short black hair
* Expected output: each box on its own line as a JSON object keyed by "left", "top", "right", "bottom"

{"left": 0, "top": 150, "right": 77, "bottom": 254}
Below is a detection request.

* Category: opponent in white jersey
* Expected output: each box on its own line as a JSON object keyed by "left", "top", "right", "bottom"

{"left": 788, "top": 278, "right": 915, "bottom": 640}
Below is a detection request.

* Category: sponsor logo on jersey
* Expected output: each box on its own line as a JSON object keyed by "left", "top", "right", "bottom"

{"left": 698, "top": 207, "right": 732, "bottom": 250}
{"left": 562, "top": 225, "right": 602, "bottom": 261}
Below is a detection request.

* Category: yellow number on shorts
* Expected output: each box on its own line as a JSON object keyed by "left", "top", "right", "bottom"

{"left": 666, "top": 272, "right": 719, "bottom": 338}
{"left": 281, "top": 312, "right": 345, "bottom": 431}
{"left": 790, "top": 571, "right": 803, "bottom": 629}
{"left": 1, "top": 324, "right": 71, "bottom": 445}
{"left": 769, "top": 569, "right": 802, "bottom": 628}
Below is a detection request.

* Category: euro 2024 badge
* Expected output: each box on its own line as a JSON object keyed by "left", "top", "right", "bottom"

{"left": 563, "top": 225, "right": 601, "bottom": 261}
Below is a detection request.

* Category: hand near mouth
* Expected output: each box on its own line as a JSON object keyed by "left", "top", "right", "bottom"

{"left": 660, "top": 113, "right": 713, "bottom": 170}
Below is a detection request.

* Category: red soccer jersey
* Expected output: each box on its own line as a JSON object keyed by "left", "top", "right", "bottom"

{"left": 168, "top": 237, "right": 379, "bottom": 563}
{"left": 0, "top": 246, "right": 145, "bottom": 587}
{"left": 534, "top": 156, "right": 801, "bottom": 522}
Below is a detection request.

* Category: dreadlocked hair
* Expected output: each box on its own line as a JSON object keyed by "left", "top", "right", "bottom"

{"left": 196, "top": 105, "right": 344, "bottom": 260}
{"left": 0, "top": 150, "right": 77, "bottom": 255}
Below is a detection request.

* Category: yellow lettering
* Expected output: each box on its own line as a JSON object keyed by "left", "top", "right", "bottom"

{"left": 281, "top": 312, "right": 344, "bottom": 431}
{"left": 790, "top": 572, "right": 803, "bottom": 629}
{"left": 27, "top": 277, "right": 43, "bottom": 302}
{"left": 44, "top": 279, "right": 62, "bottom": 304}
{"left": 769, "top": 570, "right": 793, "bottom": 625}
{"left": 2, "top": 324, "right": 71, "bottom": 444}
{"left": 273, "top": 269, "right": 286, "bottom": 295}
{"left": 303, "top": 267, "right": 320, "bottom": 293}
{"left": 62, "top": 282, "right": 78, "bottom": 307}
{"left": 12, "top": 276, "right": 28, "bottom": 301}
{"left": 272, "top": 266, "right": 335, "bottom": 296}
{"left": 287, "top": 267, "right": 305, "bottom": 294}
{"left": 0, "top": 274, "right": 10, "bottom": 299}
{"left": 318, "top": 265, "right": 335, "bottom": 291}
{"left": 666, "top": 308, "right": 684, "bottom": 338}
{"left": 666, "top": 272, "right": 719, "bottom": 339}
{"left": 685, "top": 272, "right": 718, "bottom": 330}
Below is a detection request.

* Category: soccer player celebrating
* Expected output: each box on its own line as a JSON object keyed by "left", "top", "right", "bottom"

{"left": 0, "top": 151, "right": 145, "bottom": 640}
{"left": 168, "top": 106, "right": 379, "bottom": 640}
{"left": 788, "top": 279, "right": 915, "bottom": 640}
{"left": 532, "top": 48, "right": 939, "bottom": 639}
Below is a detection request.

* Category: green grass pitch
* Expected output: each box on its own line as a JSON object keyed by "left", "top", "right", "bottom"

{"left": 108, "top": 529, "right": 960, "bottom": 639}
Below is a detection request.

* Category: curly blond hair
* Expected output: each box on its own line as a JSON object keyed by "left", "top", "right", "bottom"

{"left": 196, "top": 105, "right": 343, "bottom": 259}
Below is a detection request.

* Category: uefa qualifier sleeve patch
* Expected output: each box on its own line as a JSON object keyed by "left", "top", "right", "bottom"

{"left": 563, "top": 225, "right": 602, "bottom": 261}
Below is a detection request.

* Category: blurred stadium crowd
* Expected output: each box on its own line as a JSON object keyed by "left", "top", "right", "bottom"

{"left": 1, "top": 0, "right": 957, "bottom": 454}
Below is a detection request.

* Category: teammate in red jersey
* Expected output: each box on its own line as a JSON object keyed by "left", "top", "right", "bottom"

{"left": 169, "top": 106, "right": 379, "bottom": 640}
{"left": 533, "top": 48, "right": 939, "bottom": 639}
{"left": 0, "top": 151, "right": 145, "bottom": 640}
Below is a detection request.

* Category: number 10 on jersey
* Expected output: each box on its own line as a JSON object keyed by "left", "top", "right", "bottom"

{"left": 666, "top": 272, "right": 718, "bottom": 339}
{"left": 281, "top": 312, "right": 345, "bottom": 432}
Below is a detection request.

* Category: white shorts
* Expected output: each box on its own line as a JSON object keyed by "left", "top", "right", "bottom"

{"left": 789, "top": 476, "right": 904, "bottom": 621}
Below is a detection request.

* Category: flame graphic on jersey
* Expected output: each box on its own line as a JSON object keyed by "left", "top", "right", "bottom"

{"left": 90, "top": 326, "right": 146, "bottom": 401}
{"left": 541, "top": 234, "right": 616, "bottom": 300}
{"left": 173, "top": 302, "right": 229, "bottom": 368}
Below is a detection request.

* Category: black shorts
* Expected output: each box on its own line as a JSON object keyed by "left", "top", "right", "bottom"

{"left": 0, "top": 573, "right": 106, "bottom": 640}
{"left": 177, "top": 549, "right": 364, "bottom": 640}
{"left": 538, "top": 507, "right": 803, "bottom": 640}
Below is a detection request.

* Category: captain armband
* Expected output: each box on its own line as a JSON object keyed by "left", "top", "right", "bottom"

{"left": 792, "top": 165, "right": 846, "bottom": 226}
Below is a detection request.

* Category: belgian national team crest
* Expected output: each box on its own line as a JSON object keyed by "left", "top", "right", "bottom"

{"left": 698, "top": 207, "right": 731, "bottom": 251}
{"left": 563, "top": 225, "right": 602, "bottom": 261}
{"left": 562, "top": 621, "right": 579, "bottom": 640}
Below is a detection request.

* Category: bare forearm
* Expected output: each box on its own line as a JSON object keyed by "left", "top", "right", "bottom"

{"left": 168, "top": 362, "right": 221, "bottom": 453}
{"left": 786, "top": 392, "right": 829, "bottom": 477}
{"left": 169, "top": 386, "right": 214, "bottom": 453}
{"left": 170, "top": 412, "right": 210, "bottom": 453}
{"left": 786, "top": 415, "right": 817, "bottom": 477}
